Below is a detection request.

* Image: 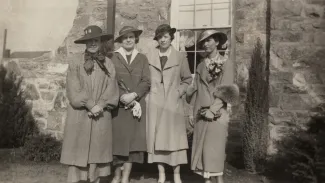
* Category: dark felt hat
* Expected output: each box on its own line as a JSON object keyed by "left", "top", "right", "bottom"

{"left": 153, "top": 24, "right": 176, "bottom": 41}
{"left": 114, "top": 26, "right": 143, "bottom": 42}
{"left": 74, "top": 25, "right": 113, "bottom": 44}
{"left": 197, "top": 29, "right": 228, "bottom": 46}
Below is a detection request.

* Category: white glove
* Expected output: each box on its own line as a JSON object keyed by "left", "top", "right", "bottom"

{"left": 131, "top": 101, "right": 142, "bottom": 119}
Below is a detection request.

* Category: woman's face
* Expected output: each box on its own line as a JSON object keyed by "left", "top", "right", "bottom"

{"left": 86, "top": 37, "right": 101, "bottom": 53}
{"left": 121, "top": 32, "right": 136, "bottom": 51}
{"left": 202, "top": 36, "right": 219, "bottom": 53}
{"left": 157, "top": 32, "right": 172, "bottom": 49}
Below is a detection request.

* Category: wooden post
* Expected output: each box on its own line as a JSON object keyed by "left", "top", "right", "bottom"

{"left": 2, "top": 29, "right": 7, "bottom": 59}
{"left": 107, "top": 0, "right": 116, "bottom": 35}
{"left": 107, "top": 0, "right": 116, "bottom": 54}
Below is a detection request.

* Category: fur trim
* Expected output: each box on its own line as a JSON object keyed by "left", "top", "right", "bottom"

{"left": 213, "top": 84, "right": 239, "bottom": 104}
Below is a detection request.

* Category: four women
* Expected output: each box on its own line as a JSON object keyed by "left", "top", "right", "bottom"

{"left": 61, "top": 24, "right": 238, "bottom": 183}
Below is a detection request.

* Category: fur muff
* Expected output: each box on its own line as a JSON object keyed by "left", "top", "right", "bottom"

{"left": 213, "top": 84, "right": 239, "bottom": 105}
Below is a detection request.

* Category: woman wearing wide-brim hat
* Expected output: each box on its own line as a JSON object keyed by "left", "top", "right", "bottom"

{"left": 186, "top": 30, "right": 239, "bottom": 183}
{"left": 146, "top": 24, "right": 192, "bottom": 183}
{"left": 60, "top": 25, "right": 119, "bottom": 183}
{"left": 110, "top": 26, "right": 151, "bottom": 183}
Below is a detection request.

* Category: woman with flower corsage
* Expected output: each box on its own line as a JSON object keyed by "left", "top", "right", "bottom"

{"left": 186, "top": 30, "right": 239, "bottom": 183}
{"left": 110, "top": 26, "right": 151, "bottom": 183}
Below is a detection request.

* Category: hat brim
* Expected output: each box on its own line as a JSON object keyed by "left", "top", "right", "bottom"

{"left": 197, "top": 32, "right": 228, "bottom": 46}
{"left": 153, "top": 28, "right": 176, "bottom": 41}
{"left": 74, "top": 33, "right": 113, "bottom": 44}
{"left": 114, "top": 30, "right": 143, "bottom": 42}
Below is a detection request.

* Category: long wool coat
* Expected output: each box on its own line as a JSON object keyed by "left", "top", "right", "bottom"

{"left": 60, "top": 55, "right": 119, "bottom": 167}
{"left": 189, "top": 55, "right": 239, "bottom": 173}
{"left": 146, "top": 47, "right": 192, "bottom": 153}
{"left": 111, "top": 49, "right": 151, "bottom": 156}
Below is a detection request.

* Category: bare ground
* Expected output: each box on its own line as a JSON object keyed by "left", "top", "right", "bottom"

{"left": 0, "top": 148, "right": 271, "bottom": 183}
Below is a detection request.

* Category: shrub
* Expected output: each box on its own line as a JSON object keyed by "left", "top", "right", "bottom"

{"left": 272, "top": 106, "right": 325, "bottom": 183}
{"left": 242, "top": 38, "right": 270, "bottom": 173}
{"left": 0, "top": 65, "right": 39, "bottom": 148}
{"left": 23, "top": 133, "right": 62, "bottom": 162}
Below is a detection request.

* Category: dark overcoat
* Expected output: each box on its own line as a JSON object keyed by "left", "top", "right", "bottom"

{"left": 60, "top": 55, "right": 119, "bottom": 167}
{"left": 111, "top": 48, "right": 151, "bottom": 156}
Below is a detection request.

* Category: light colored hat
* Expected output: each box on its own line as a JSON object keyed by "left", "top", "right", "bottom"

{"left": 197, "top": 29, "right": 228, "bottom": 46}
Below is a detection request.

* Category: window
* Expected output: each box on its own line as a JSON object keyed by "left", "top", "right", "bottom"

{"left": 170, "top": 0, "right": 234, "bottom": 74}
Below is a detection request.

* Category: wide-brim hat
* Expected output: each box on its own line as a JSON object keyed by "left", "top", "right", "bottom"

{"left": 153, "top": 24, "right": 176, "bottom": 41}
{"left": 74, "top": 25, "right": 113, "bottom": 44}
{"left": 197, "top": 29, "right": 228, "bottom": 47}
{"left": 114, "top": 26, "right": 143, "bottom": 42}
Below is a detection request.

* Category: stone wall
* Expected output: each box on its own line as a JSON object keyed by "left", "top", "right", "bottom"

{"left": 235, "top": 0, "right": 325, "bottom": 153}
{"left": 2, "top": 55, "right": 68, "bottom": 140}
{"left": 269, "top": 0, "right": 325, "bottom": 152}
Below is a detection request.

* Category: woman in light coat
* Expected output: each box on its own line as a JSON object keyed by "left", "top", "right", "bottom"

{"left": 60, "top": 25, "right": 119, "bottom": 183}
{"left": 186, "top": 30, "right": 239, "bottom": 183}
{"left": 146, "top": 24, "right": 192, "bottom": 183}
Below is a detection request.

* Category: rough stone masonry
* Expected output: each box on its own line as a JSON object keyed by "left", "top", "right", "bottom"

{"left": 2, "top": 0, "right": 325, "bottom": 153}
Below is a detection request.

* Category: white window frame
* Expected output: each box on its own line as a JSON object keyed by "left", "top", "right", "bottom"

{"left": 170, "top": 0, "right": 235, "bottom": 75}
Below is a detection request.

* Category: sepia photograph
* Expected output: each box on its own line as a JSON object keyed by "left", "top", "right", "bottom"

{"left": 0, "top": 0, "right": 325, "bottom": 183}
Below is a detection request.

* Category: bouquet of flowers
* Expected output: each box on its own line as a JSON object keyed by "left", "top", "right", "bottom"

{"left": 118, "top": 79, "right": 142, "bottom": 119}
{"left": 206, "top": 56, "right": 227, "bottom": 78}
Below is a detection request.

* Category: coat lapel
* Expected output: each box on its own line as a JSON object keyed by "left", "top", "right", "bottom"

{"left": 196, "top": 64, "right": 209, "bottom": 89}
{"left": 148, "top": 48, "right": 162, "bottom": 71}
{"left": 163, "top": 47, "right": 179, "bottom": 70}
{"left": 129, "top": 54, "right": 141, "bottom": 72}
{"left": 115, "top": 53, "right": 131, "bottom": 73}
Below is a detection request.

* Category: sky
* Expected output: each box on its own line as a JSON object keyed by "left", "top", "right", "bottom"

{"left": 0, "top": 0, "right": 78, "bottom": 52}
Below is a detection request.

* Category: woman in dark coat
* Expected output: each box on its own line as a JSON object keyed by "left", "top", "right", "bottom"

{"left": 186, "top": 30, "right": 239, "bottom": 183}
{"left": 146, "top": 24, "right": 192, "bottom": 183}
{"left": 110, "top": 26, "right": 151, "bottom": 183}
{"left": 60, "top": 25, "right": 119, "bottom": 183}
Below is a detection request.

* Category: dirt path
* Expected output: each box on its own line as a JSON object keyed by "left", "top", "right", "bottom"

{"left": 0, "top": 161, "right": 265, "bottom": 183}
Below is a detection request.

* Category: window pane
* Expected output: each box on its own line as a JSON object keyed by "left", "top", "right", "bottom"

{"left": 212, "top": 0, "right": 231, "bottom": 27}
{"left": 179, "top": 0, "right": 195, "bottom": 29}
{"left": 195, "top": 0, "right": 212, "bottom": 28}
{"left": 178, "top": 0, "right": 231, "bottom": 29}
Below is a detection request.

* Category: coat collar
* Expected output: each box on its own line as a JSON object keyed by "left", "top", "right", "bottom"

{"left": 164, "top": 46, "right": 179, "bottom": 69}
{"left": 149, "top": 46, "right": 179, "bottom": 71}
{"left": 114, "top": 47, "right": 140, "bottom": 72}
{"left": 115, "top": 47, "right": 139, "bottom": 65}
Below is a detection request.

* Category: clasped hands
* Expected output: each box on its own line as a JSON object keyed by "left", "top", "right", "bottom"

{"left": 88, "top": 105, "right": 104, "bottom": 118}
{"left": 121, "top": 92, "right": 142, "bottom": 119}
{"left": 120, "top": 92, "right": 138, "bottom": 107}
